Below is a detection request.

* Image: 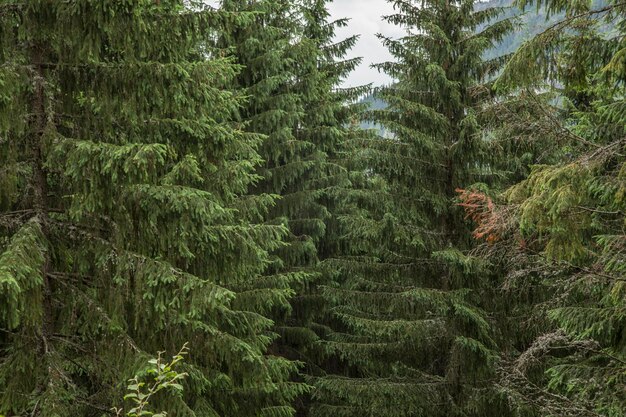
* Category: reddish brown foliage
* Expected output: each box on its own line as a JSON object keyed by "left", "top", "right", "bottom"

{"left": 456, "top": 188, "right": 502, "bottom": 244}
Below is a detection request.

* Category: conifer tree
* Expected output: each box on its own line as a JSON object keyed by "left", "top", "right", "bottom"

{"left": 217, "top": 0, "right": 320, "bottom": 326}
{"left": 467, "top": 1, "right": 626, "bottom": 415}
{"left": 308, "top": 1, "right": 516, "bottom": 416}
{"left": 276, "top": 0, "right": 371, "bottom": 369}
{"left": 0, "top": 1, "right": 302, "bottom": 415}
{"left": 216, "top": 0, "right": 369, "bottom": 373}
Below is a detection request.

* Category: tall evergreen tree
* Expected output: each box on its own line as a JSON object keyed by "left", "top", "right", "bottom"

{"left": 276, "top": 0, "right": 371, "bottom": 368}
{"left": 467, "top": 1, "right": 626, "bottom": 415}
{"left": 216, "top": 0, "right": 369, "bottom": 379}
{"left": 308, "top": 1, "right": 516, "bottom": 416}
{"left": 0, "top": 1, "right": 302, "bottom": 415}
{"left": 217, "top": 0, "right": 320, "bottom": 330}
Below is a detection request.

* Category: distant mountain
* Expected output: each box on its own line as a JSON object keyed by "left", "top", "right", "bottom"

{"left": 359, "top": 94, "right": 392, "bottom": 136}
{"left": 478, "top": 0, "right": 608, "bottom": 59}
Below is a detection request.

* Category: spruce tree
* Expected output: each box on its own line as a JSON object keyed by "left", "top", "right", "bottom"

{"left": 0, "top": 1, "right": 301, "bottom": 415}
{"left": 217, "top": 0, "right": 319, "bottom": 326}
{"left": 308, "top": 1, "right": 516, "bottom": 416}
{"left": 276, "top": 0, "right": 371, "bottom": 368}
{"left": 215, "top": 3, "right": 380, "bottom": 415}
{"left": 469, "top": 1, "right": 626, "bottom": 415}
{"left": 216, "top": 0, "right": 367, "bottom": 371}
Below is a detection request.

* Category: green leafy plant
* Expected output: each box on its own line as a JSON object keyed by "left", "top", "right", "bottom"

{"left": 113, "top": 344, "right": 189, "bottom": 417}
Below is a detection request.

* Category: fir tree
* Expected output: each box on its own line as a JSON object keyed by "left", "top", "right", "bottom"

{"left": 215, "top": 3, "right": 382, "bottom": 416}
{"left": 0, "top": 1, "right": 302, "bottom": 415}
{"left": 217, "top": 0, "right": 320, "bottom": 326}
{"left": 308, "top": 1, "right": 516, "bottom": 416}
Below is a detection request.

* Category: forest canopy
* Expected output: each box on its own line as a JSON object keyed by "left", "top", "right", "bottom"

{"left": 0, "top": 0, "right": 624, "bottom": 417}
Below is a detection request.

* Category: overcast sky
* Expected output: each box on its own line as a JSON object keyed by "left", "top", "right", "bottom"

{"left": 327, "top": 0, "right": 403, "bottom": 87}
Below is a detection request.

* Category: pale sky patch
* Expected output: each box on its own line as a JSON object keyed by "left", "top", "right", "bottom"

{"left": 327, "top": 0, "right": 402, "bottom": 87}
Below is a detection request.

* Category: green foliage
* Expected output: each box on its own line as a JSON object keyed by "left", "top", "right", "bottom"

{"left": 0, "top": 1, "right": 300, "bottom": 415}
{"left": 2, "top": 0, "right": 624, "bottom": 416}
{"left": 114, "top": 344, "right": 190, "bottom": 417}
{"left": 216, "top": 1, "right": 372, "bottom": 414}
{"left": 0, "top": 219, "right": 46, "bottom": 330}
{"left": 303, "top": 1, "right": 518, "bottom": 416}
{"left": 471, "top": 1, "right": 626, "bottom": 416}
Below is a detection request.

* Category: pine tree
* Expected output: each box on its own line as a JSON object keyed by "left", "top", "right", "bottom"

{"left": 308, "top": 1, "right": 516, "bottom": 416}
{"left": 0, "top": 1, "right": 302, "bottom": 415}
{"left": 280, "top": 1, "right": 378, "bottom": 412}
{"left": 215, "top": 3, "right": 381, "bottom": 415}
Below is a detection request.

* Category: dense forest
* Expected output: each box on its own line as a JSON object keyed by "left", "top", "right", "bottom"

{"left": 0, "top": 0, "right": 624, "bottom": 416}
